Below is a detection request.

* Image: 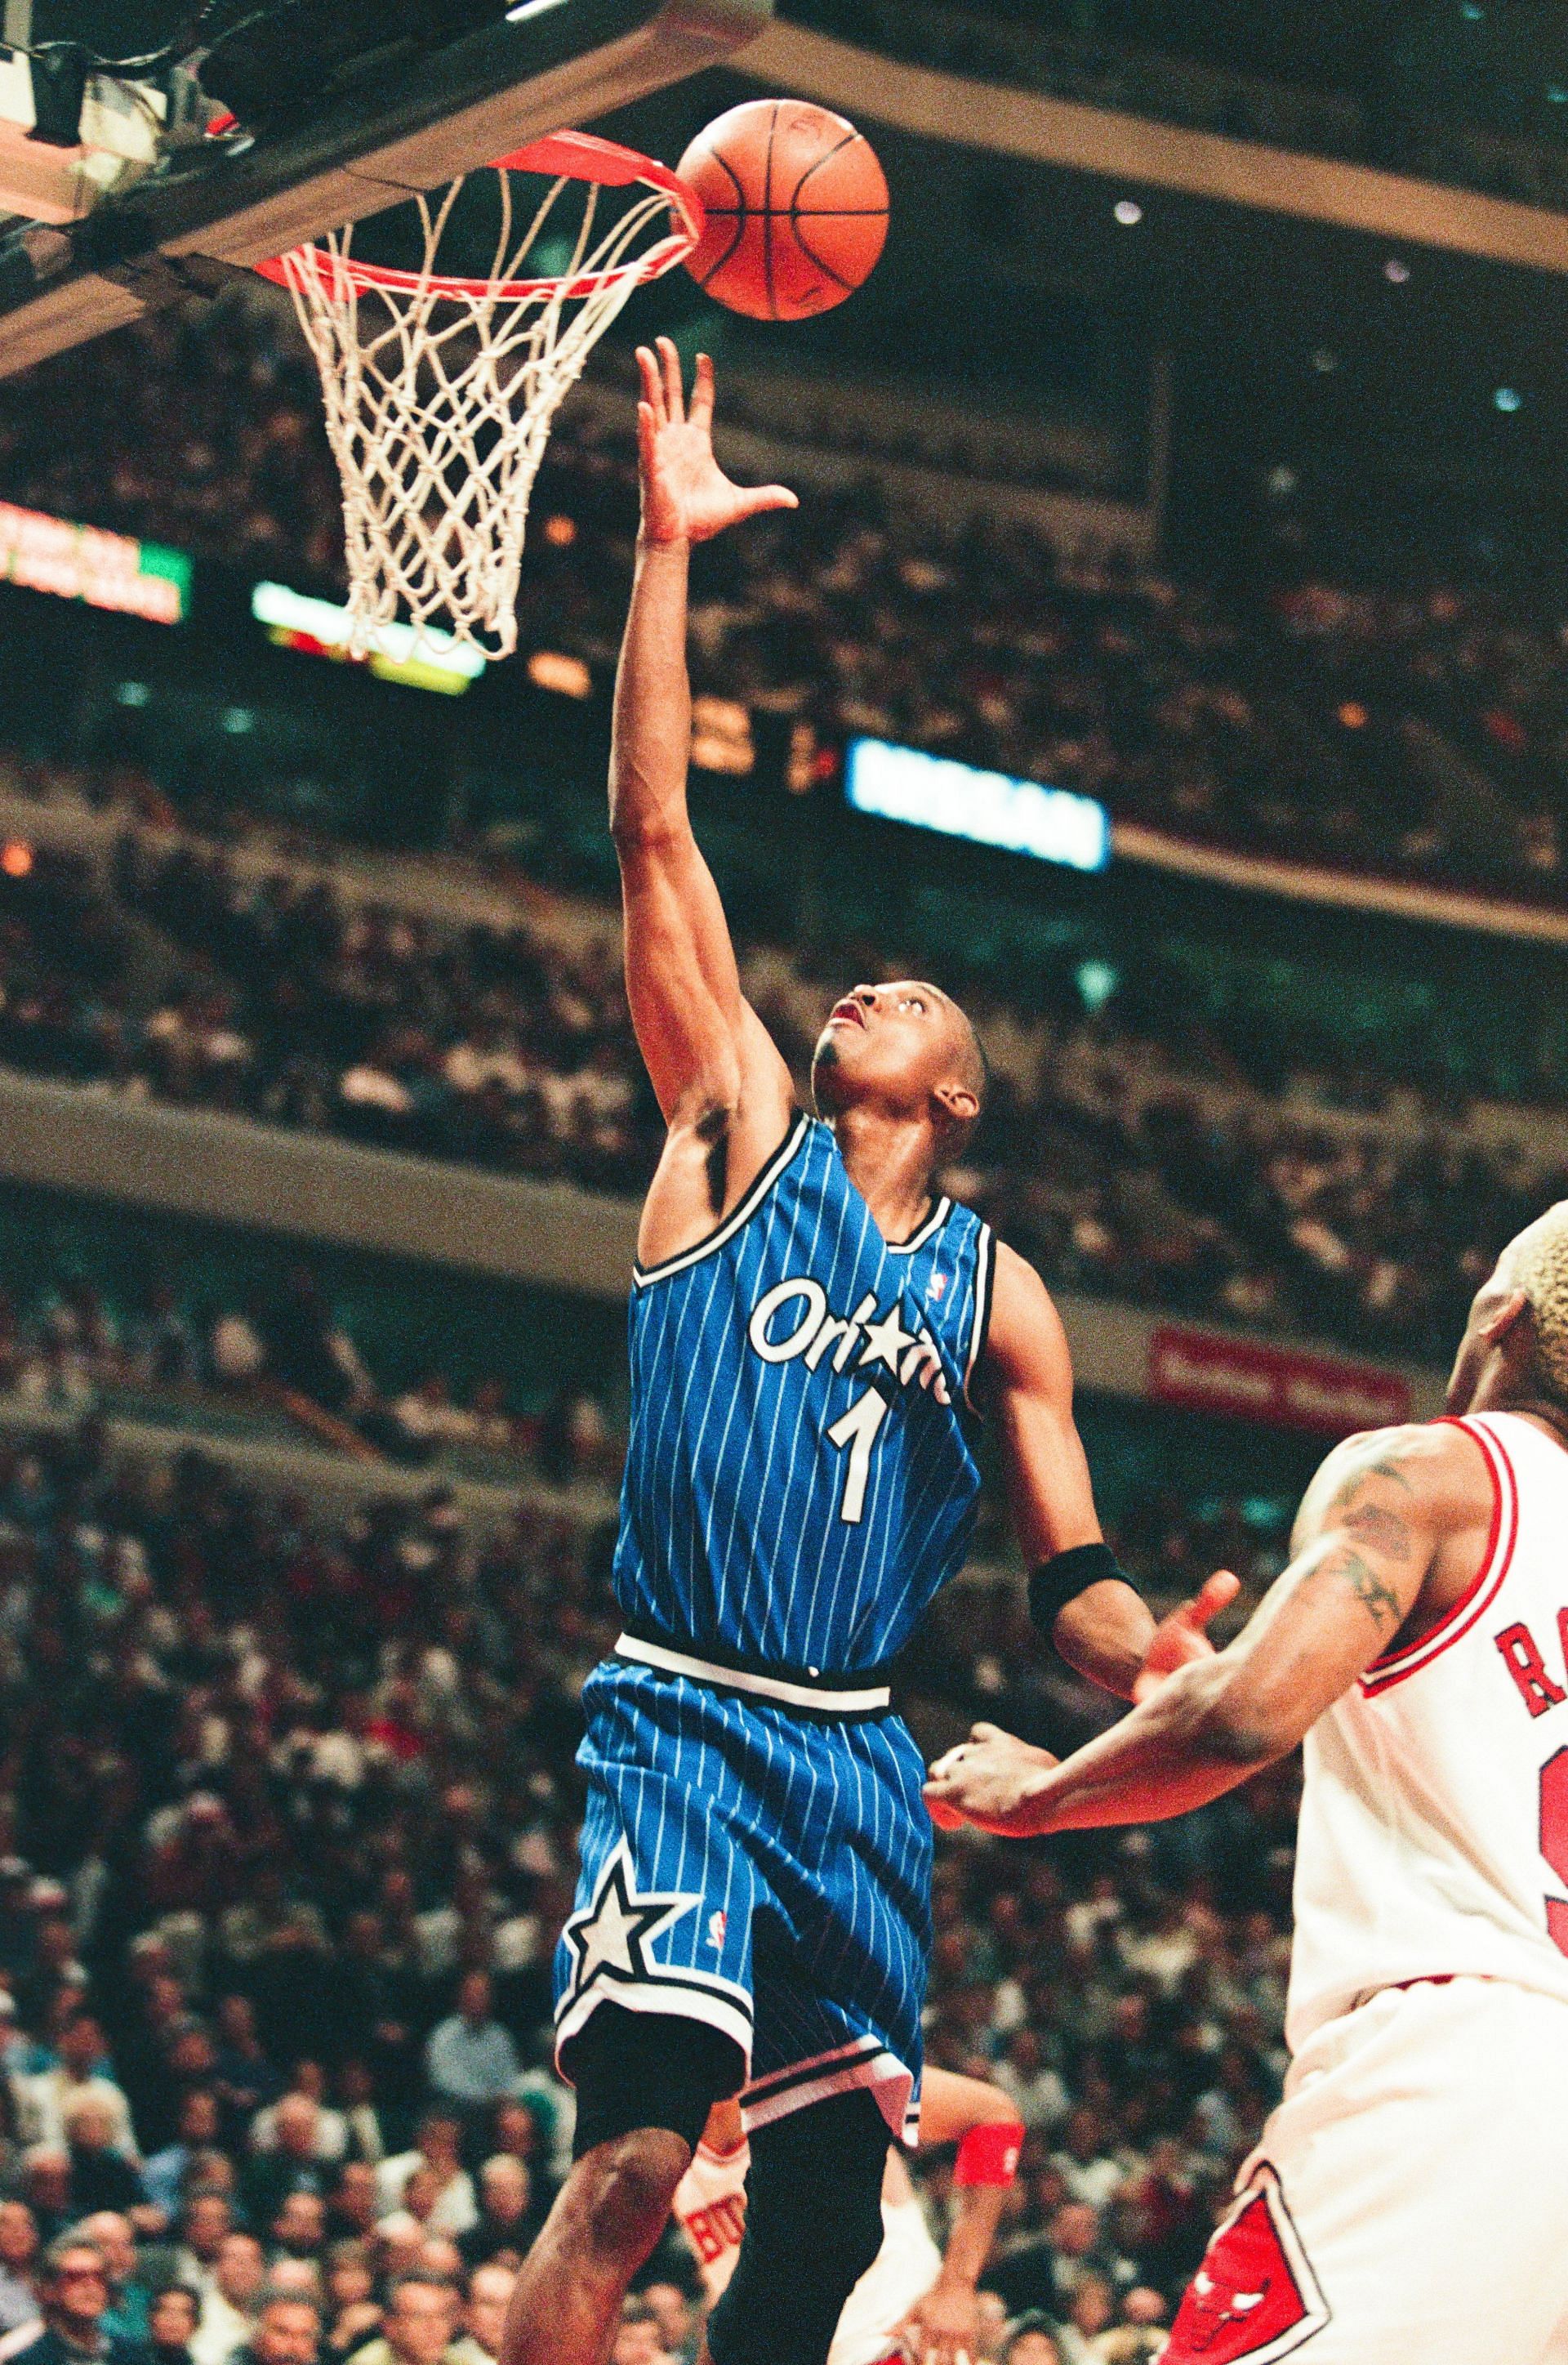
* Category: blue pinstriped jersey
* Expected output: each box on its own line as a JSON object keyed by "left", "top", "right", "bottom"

{"left": 614, "top": 1113, "right": 995, "bottom": 1677}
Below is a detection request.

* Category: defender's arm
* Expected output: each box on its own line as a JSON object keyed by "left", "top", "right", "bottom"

{"left": 986, "top": 1244, "right": 1235, "bottom": 1698}
{"left": 895, "top": 2071, "right": 1023, "bottom": 2365}
{"left": 918, "top": 2070, "right": 1023, "bottom": 2296}
{"left": 612, "top": 343, "right": 795, "bottom": 1180}
{"left": 926, "top": 1421, "right": 1490, "bottom": 1837}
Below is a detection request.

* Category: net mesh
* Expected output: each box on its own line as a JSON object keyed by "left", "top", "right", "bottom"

{"left": 268, "top": 157, "right": 692, "bottom": 659}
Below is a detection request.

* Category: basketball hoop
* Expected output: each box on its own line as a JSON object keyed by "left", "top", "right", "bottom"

{"left": 256, "top": 132, "right": 702, "bottom": 660}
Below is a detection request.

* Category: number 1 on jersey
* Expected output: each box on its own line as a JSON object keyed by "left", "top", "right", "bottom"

{"left": 827, "top": 1387, "right": 890, "bottom": 1524}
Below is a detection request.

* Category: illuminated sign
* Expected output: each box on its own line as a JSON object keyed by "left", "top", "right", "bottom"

{"left": 844, "top": 739, "right": 1111, "bottom": 872}
{"left": 0, "top": 502, "right": 190, "bottom": 624}
{"left": 252, "top": 581, "right": 486, "bottom": 695}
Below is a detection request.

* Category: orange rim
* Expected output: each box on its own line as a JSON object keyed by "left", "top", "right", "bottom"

{"left": 254, "top": 130, "right": 702, "bottom": 302}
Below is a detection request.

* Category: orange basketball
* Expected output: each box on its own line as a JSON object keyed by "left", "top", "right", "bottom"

{"left": 676, "top": 99, "right": 889, "bottom": 322}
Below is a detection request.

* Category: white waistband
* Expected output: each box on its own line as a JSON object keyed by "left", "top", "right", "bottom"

{"left": 613, "top": 1631, "right": 892, "bottom": 1713}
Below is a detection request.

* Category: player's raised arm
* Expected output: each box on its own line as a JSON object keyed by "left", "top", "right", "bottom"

{"left": 982, "top": 1243, "right": 1239, "bottom": 1702}
{"left": 926, "top": 1419, "right": 1493, "bottom": 1837}
{"left": 611, "top": 341, "right": 796, "bottom": 1193}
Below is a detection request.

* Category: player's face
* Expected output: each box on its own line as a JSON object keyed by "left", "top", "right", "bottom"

{"left": 811, "top": 980, "right": 969, "bottom": 1122}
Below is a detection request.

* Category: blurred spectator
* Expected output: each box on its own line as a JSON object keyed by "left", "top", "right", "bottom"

{"left": 448, "top": 2268, "right": 512, "bottom": 2365}
{"left": 0, "top": 2207, "right": 40, "bottom": 2340}
{"left": 79, "top": 2218, "right": 152, "bottom": 2348}
{"left": 191, "top": 2237, "right": 265, "bottom": 2365}
{"left": 18, "top": 2162, "right": 70, "bottom": 2254}
{"left": 318, "top": 2248, "right": 377, "bottom": 2365}
{"left": 211, "top": 2007, "right": 281, "bottom": 2148}
{"left": 375, "top": 2128, "right": 473, "bottom": 2242}
{"left": 9, "top": 2238, "right": 142, "bottom": 2365}
{"left": 421, "top": 1983, "right": 519, "bottom": 2119}
{"left": 229, "top": 2291, "right": 321, "bottom": 2365}
{"left": 998, "top": 2322, "right": 1061, "bottom": 2365}
{"left": 147, "top": 2287, "right": 200, "bottom": 2365}
{"left": 270, "top": 2199, "right": 325, "bottom": 2268}
{"left": 637, "top": 2287, "right": 693, "bottom": 2365}
{"left": 145, "top": 2102, "right": 225, "bottom": 2223}
{"left": 243, "top": 2105, "right": 332, "bottom": 2229}
{"left": 18, "top": 2024, "right": 136, "bottom": 2161}
{"left": 65, "top": 2105, "right": 144, "bottom": 2219}
{"left": 608, "top": 2299, "right": 668, "bottom": 2365}
{"left": 1056, "top": 2273, "right": 1116, "bottom": 2364}
{"left": 346, "top": 2276, "right": 462, "bottom": 2365}
{"left": 454, "top": 2163, "right": 541, "bottom": 2274}
{"left": 170, "top": 2193, "right": 230, "bottom": 2296}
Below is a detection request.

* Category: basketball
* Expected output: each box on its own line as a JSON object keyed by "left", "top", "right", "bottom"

{"left": 676, "top": 99, "right": 889, "bottom": 321}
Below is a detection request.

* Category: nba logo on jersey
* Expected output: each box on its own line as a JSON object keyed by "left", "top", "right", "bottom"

{"left": 708, "top": 1909, "right": 728, "bottom": 1951}
{"left": 926, "top": 1271, "right": 948, "bottom": 1302}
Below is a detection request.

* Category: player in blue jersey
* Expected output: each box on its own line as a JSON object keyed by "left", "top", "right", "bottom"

{"left": 501, "top": 343, "right": 1235, "bottom": 2365}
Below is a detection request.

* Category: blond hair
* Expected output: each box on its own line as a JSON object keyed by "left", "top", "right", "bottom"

{"left": 1506, "top": 1202, "right": 1568, "bottom": 1400}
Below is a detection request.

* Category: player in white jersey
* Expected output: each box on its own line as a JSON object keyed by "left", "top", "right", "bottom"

{"left": 674, "top": 2068, "right": 1022, "bottom": 2365}
{"left": 927, "top": 1201, "right": 1568, "bottom": 2365}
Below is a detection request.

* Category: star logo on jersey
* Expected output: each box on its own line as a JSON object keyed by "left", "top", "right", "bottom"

{"left": 1165, "top": 2169, "right": 1329, "bottom": 2363}
{"left": 858, "top": 1299, "right": 917, "bottom": 1377}
{"left": 561, "top": 1845, "right": 700, "bottom": 2004}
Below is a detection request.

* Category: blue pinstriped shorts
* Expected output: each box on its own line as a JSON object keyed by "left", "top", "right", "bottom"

{"left": 554, "top": 1654, "right": 930, "bottom": 2141}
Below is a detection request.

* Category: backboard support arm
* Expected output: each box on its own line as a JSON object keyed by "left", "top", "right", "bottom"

{"left": 0, "top": 0, "right": 771, "bottom": 377}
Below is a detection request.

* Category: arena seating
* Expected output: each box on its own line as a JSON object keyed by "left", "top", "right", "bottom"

{"left": 0, "top": 801, "right": 1551, "bottom": 1362}
{"left": 6, "top": 297, "right": 1568, "bottom": 900}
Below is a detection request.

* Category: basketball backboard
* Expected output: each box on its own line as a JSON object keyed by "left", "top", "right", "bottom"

{"left": 0, "top": 0, "right": 771, "bottom": 378}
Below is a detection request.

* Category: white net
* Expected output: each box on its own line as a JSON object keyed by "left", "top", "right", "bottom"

{"left": 268, "top": 149, "right": 693, "bottom": 660}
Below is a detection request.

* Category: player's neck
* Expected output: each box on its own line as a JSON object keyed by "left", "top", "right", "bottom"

{"left": 831, "top": 1103, "right": 940, "bottom": 1244}
{"left": 1478, "top": 1388, "right": 1568, "bottom": 1454}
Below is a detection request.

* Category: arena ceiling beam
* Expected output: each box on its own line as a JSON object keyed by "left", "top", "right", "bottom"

{"left": 746, "top": 21, "right": 1568, "bottom": 278}
{"left": 0, "top": 0, "right": 771, "bottom": 378}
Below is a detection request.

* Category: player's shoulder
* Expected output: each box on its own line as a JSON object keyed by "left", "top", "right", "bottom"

{"left": 981, "top": 1241, "right": 1070, "bottom": 1378}
{"left": 988, "top": 1236, "right": 1057, "bottom": 1310}
{"left": 1303, "top": 1418, "right": 1494, "bottom": 1527}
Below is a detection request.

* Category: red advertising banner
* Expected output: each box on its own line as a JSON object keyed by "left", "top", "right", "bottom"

{"left": 1147, "top": 1323, "right": 1413, "bottom": 1437}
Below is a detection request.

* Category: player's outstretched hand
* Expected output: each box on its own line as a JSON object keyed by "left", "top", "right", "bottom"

{"left": 924, "top": 1724, "right": 1058, "bottom": 1836}
{"left": 1132, "top": 1568, "right": 1242, "bottom": 1706}
{"left": 635, "top": 337, "right": 798, "bottom": 546}
{"left": 895, "top": 2278, "right": 979, "bottom": 2365}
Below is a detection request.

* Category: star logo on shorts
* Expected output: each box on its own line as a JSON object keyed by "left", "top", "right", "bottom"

{"left": 563, "top": 1844, "right": 701, "bottom": 2001}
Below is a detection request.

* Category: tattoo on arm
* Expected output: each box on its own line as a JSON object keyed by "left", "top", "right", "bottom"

{"left": 1327, "top": 1453, "right": 1415, "bottom": 1517}
{"left": 1321, "top": 1543, "right": 1405, "bottom": 1635}
{"left": 1342, "top": 1502, "right": 1413, "bottom": 1560}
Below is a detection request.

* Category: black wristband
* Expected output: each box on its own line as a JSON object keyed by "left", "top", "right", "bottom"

{"left": 1028, "top": 1542, "right": 1141, "bottom": 1635}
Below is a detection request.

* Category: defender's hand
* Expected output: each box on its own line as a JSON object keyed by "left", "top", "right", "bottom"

{"left": 635, "top": 338, "right": 797, "bottom": 546}
{"left": 895, "top": 2278, "right": 978, "bottom": 2365}
{"left": 1133, "top": 1569, "right": 1241, "bottom": 1705}
{"left": 924, "top": 1723, "right": 1058, "bottom": 1836}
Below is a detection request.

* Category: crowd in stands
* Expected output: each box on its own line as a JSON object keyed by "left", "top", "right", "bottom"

{"left": 6, "top": 296, "right": 1568, "bottom": 900}
{"left": 0, "top": 1250, "right": 613, "bottom": 1484}
{"left": 0, "top": 815, "right": 1553, "bottom": 1363}
{"left": 0, "top": 1400, "right": 1291, "bottom": 2360}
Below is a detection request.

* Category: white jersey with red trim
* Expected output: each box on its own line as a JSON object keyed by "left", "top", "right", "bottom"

{"left": 673, "top": 2140, "right": 750, "bottom": 2293}
{"left": 1287, "top": 1409, "right": 1568, "bottom": 2051}
{"left": 673, "top": 2140, "right": 942, "bottom": 2365}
